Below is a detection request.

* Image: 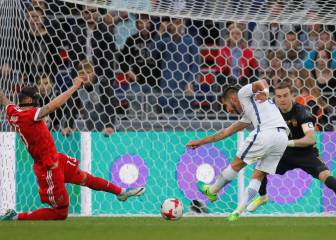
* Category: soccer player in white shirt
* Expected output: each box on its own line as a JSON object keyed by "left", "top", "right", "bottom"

{"left": 186, "top": 79, "right": 289, "bottom": 221}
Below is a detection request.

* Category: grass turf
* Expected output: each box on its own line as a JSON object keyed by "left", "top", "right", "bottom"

{"left": 0, "top": 217, "right": 335, "bottom": 240}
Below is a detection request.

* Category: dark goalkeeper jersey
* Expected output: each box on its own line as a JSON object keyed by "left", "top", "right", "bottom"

{"left": 276, "top": 103, "right": 327, "bottom": 177}
{"left": 281, "top": 102, "right": 316, "bottom": 152}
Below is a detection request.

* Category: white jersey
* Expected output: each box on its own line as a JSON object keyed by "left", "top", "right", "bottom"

{"left": 236, "top": 84, "right": 289, "bottom": 174}
{"left": 238, "top": 84, "right": 289, "bottom": 133}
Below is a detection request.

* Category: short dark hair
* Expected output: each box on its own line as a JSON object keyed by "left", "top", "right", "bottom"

{"left": 161, "top": 16, "right": 171, "bottom": 22}
{"left": 286, "top": 31, "right": 296, "bottom": 36}
{"left": 221, "top": 86, "right": 239, "bottom": 101}
{"left": 267, "top": 0, "right": 286, "bottom": 8}
{"left": 18, "top": 86, "right": 40, "bottom": 107}
{"left": 274, "top": 81, "right": 292, "bottom": 92}
{"left": 161, "top": 16, "right": 180, "bottom": 23}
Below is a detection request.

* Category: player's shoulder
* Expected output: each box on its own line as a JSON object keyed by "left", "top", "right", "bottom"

{"left": 292, "top": 103, "right": 310, "bottom": 116}
{"left": 8, "top": 106, "right": 40, "bottom": 119}
{"left": 238, "top": 84, "right": 253, "bottom": 99}
{"left": 6, "top": 104, "right": 19, "bottom": 114}
{"left": 6, "top": 103, "right": 15, "bottom": 109}
{"left": 292, "top": 103, "right": 313, "bottom": 121}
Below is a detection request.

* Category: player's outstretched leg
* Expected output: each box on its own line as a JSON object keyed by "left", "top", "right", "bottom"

{"left": 247, "top": 177, "right": 269, "bottom": 212}
{"left": 198, "top": 157, "right": 243, "bottom": 202}
{"left": 0, "top": 207, "right": 69, "bottom": 221}
{"left": 80, "top": 173, "right": 145, "bottom": 201}
{"left": 18, "top": 207, "right": 69, "bottom": 220}
{"left": 64, "top": 156, "right": 146, "bottom": 201}
{"left": 198, "top": 165, "right": 237, "bottom": 202}
{"left": 319, "top": 170, "right": 336, "bottom": 194}
{"left": 228, "top": 170, "right": 264, "bottom": 222}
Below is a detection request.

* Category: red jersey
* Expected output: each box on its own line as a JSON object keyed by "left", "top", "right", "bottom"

{"left": 6, "top": 104, "right": 57, "bottom": 167}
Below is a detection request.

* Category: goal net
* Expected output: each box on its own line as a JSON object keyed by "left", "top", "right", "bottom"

{"left": 0, "top": 0, "right": 335, "bottom": 216}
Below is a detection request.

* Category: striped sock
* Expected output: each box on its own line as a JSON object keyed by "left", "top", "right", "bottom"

{"left": 235, "top": 178, "right": 261, "bottom": 214}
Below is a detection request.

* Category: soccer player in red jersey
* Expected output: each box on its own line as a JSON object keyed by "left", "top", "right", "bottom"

{"left": 0, "top": 75, "right": 145, "bottom": 221}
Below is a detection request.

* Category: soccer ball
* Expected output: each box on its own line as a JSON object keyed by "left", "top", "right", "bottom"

{"left": 161, "top": 198, "right": 183, "bottom": 220}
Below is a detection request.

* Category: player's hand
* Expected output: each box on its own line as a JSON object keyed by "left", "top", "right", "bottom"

{"left": 186, "top": 140, "right": 203, "bottom": 150}
{"left": 73, "top": 74, "right": 88, "bottom": 88}
{"left": 254, "top": 91, "right": 268, "bottom": 103}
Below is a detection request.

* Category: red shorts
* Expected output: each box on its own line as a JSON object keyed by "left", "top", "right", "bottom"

{"left": 33, "top": 153, "right": 86, "bottom": 208}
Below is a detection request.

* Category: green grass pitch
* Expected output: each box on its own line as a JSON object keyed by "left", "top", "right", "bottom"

{"left": 0, "top": 217, "right": 335, "bottom": 240}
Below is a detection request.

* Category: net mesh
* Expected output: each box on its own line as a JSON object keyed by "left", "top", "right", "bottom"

{"left": 63, "top": 0, "right": 336, "bottom": 25}
{"left": 0, "top": 0, "right": 335, "bottom": 216}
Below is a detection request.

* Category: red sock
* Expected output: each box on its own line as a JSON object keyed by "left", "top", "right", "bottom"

{"left": 18, "top": 207, "right": 68, "bottom": 220}
{"left": 84, "top": 174, "right": 122, "bottom": 195}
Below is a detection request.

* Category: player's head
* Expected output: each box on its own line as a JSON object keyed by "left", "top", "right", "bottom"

{"left": 228, "top": 22, "right": 244, "bottom": 43}
{"left": 268, "top": 0, "right": 285, "bottom": 17}
{"left": 274, "top": 80, "right": 293, "bottom": 112}
{"left": 166, "top": 17, "right": 183, "bottom": 35}
{"left": 136, "top": 14, "right": 153, "bottom": 33}
{"left": 26, "top": 5, "right": 45, "bottom": 33}
{"left": 221, "top": 86, "right": 243, "bottom": 114}
{"left": 18, "top": 86, "right": 40, "bottom": 107}
{"left": 82, "top": 6, "right": 100, "bottom": 26}
{"left": 36, "top": 74, "right": 53, "bottom": 96}
{"left": 315, "top": 49, "right": 332, "bottom": 70}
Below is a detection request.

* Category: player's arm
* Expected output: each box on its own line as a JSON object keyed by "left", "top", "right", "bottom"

{"left": 36, "top": 75, "right": 86, "bottom": 121}
{"left": 252, "top": 79, "right": 269, "bottom": 101}
{"left": 0, "top": 89, "right": 13, "bottom": 107}
{"left": 288, "top": 122, "right": 316, "bottom": 147}
{"left": 252, "top": 79, "right": 268, "bottom": 93}
{"left": 238, "top": 79, "right": 269, "bottom": 102}
{"left": 186, "top": 121, "right": 250, "bottom": 149}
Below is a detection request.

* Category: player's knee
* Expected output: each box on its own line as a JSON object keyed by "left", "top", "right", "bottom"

{"left": 54, "top": 195, "right": 69, "bottom": 220}
{"left": 231, "top": 157, "right": 246, "bottom": 172}
{"left": 54, "top": 207, "right": 69, "bottom": 220}
{"left": 56, "top": 191, "right": 70, "bottom": 206}
{"left": 252, "top": 170, "right": 265, "bottom": 181}
{"left": 80, "top": 172, "right": 89, "bottom": 186}
{"left": 318, "top": 170, "right": 331, "bottom": 182}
